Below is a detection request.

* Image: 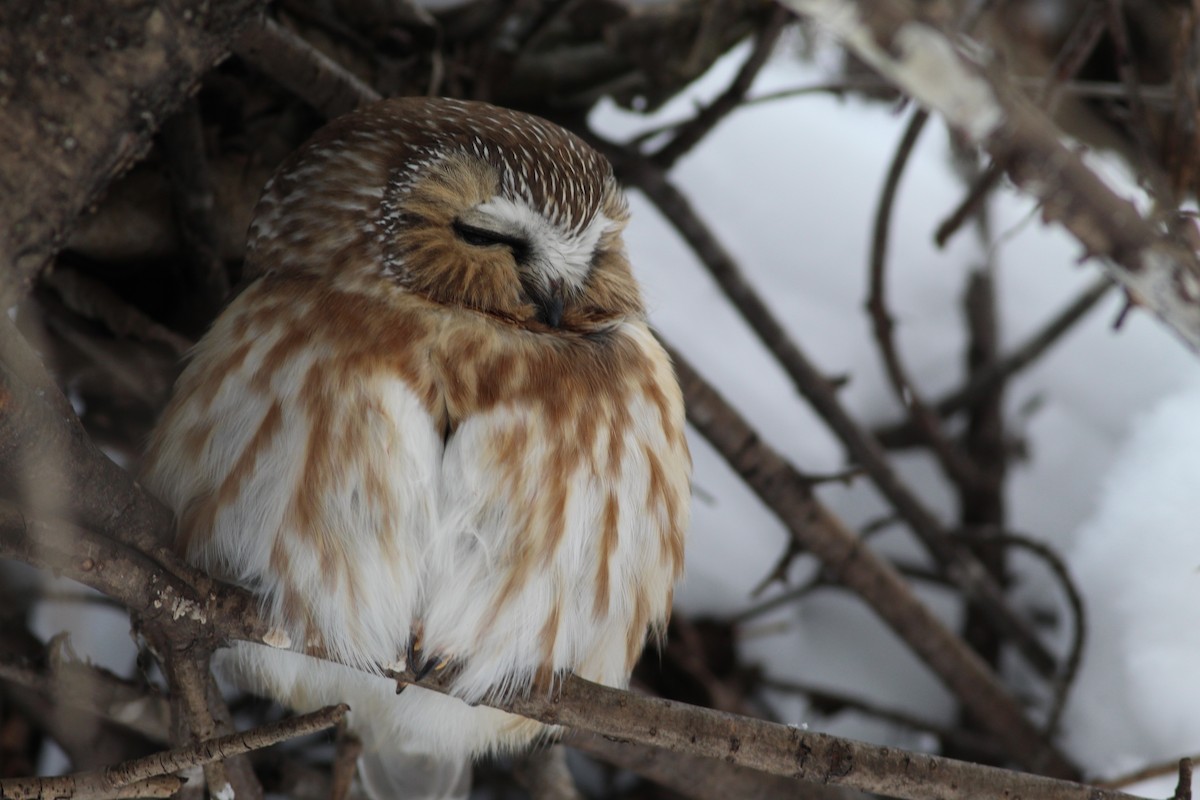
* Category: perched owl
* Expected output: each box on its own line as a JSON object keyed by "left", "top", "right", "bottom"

{"left": 141, "top": 97, "right": 691, "bottom": 799}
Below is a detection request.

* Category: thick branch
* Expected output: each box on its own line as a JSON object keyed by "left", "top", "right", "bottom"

{"left": 0, "top": 483, "right": 1115, "bottom": 798}
{"left": 0, "top": 0, "right": 266, "bottom": 305}
{"left": 667, "top": 347, "right": 1074, "bottom": 777}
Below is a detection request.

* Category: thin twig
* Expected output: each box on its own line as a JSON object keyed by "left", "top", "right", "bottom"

{"left": 0, "top": 705, "right": 347, "bottom": 800}
{"left": 867, "top": 107, "right": 985, "bottom": 491}
{"left": 1100, "top": 755, "right": 1200, "bottom": 791}
{"left": 876, "top": 277, "right": 1114, "bottom": 449}
{"left": 650, "top": 7, "right": 791, "bottom": 169}
{"left": 664, "top": 348, "right": 1074, "bottom": 776}
{"left": 234, "top": 16, "right": 381, "bottom": 118}
{"left": 603, "top": 142, "right": 1060, "bottom": 681}
{"left": 955, "top": 528, "right": 1087, "bottom": 739}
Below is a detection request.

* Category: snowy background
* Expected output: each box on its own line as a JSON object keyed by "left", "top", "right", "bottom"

{"left": 26, "top": 33, "right": 1200, "bottom": 798}
{"left": 598, "top": 36, "right": 1200, "bottom": 795}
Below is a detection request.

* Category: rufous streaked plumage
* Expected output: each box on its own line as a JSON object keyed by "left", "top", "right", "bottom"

{"left": 142, "top": 97, "right": 691, "bottom": 799}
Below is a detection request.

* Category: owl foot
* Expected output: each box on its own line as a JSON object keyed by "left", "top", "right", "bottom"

{"left": 415, "top": 653, "right": 451, "bottom": 682}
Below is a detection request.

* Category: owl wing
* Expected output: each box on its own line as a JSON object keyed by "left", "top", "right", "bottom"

{"left": 141, "top": 277, "right": 438, "bottom": 672}
{"left": 418, "top": 320, "right": 691, "bottom": 702}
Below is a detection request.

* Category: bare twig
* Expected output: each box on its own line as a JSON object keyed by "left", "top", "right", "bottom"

{"left": 935, "top": 0, "right": 1109, "bottom": 248}
{"left": 867, "top": 107, "right": 985, "bottom": 490}
{"left": 1100, "top": 755, "right": 1198, "bottom": 792}
{"left": 783, "top": 0, "right": 1200, "bottom": 352}
{"left": 234, "top": 15, "right": 381, "bottom": 118}
{"left": 956, "top": 528, "right": 1086, "bottom": 739}
{"left": 329, "top": 722, "right": 360, "bottom": 800}
{"left": 159, "top": 649, "right": 262, "bottom": 800}
{"left": 0, "top": 705, "right": 347, "bottom": 800}
{"left": 1175, "top": 759, "right": 1193, "bottom": 800}
{"left": 666, "top": 348, "right": 1074, "bottom": 776}
{"left": 876, "top": 276, "right": 1115, "bottom": 449}
{"left": 605, "top": 144, "right": 1060, "bottom": 682}
{"left": 651, "top": 6, "right": 791, "bottom": 169}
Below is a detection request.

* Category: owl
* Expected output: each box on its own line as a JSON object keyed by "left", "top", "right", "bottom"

{"left": 141, "top": 97, "right": 691, "bottom": 799}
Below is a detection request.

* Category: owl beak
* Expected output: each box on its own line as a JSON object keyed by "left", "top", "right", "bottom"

{"left": 532, "top": 278, "right": 565, "bottom": 328}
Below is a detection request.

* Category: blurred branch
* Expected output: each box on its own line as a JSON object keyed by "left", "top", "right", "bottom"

{"left": 935, "top": 0, "right": 1109, "bottom": 248}
{"left": 664, "top": 345, "right": 1074, "bottom": 777}
{"left": 650, "top": 6, "right": 791, "bottom": 170}
{"left": 604, "top": 142, "right": 1061, "bottom": 683}
{"left": 0, "top": 704, "right": 347, "bottom": 800}
{"left": 234, "top": 15, "right": 380, "bottom": 118}
{"left": 867, "top": 108, "right": 986, "bottom": 491}
{"left": 0, "top": 647, "right": 170, "bottom": 744}
{"left": 42, "top": 266, "right": 193, "bottom": 357}
{"left": 783, "top": 0, "right": 1200, "bottom": 353}
{"left": 0, "top": 0, "right": 266, "bottom": 306}
{"left": 876, "top": 276, "right": 1114, "bottom": 449}
{"left": 159, "top": 99, "right": 230, "bottom": 334}
{"left": 566, "top": 732, "right": 858, "bottom": 800}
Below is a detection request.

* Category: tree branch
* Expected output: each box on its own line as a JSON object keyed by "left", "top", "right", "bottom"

{"left": 0, "top": 705, "right": 347, "bottom": 800}
{"left": 0, "top": 0, "right": 267, "bottom": 305}
{"left": 604, "top": 143, "right": 1061, "bottom": 684}
{"left": 782, "top": 0, "right": 1200, "bottom": 352}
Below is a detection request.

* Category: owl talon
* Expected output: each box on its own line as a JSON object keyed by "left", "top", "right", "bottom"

{"left": 414, "top": 654, "right": 450, "bottom": 682}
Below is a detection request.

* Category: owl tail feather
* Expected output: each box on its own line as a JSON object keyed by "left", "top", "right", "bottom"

{"left": 359, "top": 750, "right": 471, "bottom": 800}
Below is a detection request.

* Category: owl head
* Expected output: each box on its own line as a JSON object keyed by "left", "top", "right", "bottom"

{"left": 245, "top": 97, "right": 643, "bottom": 332}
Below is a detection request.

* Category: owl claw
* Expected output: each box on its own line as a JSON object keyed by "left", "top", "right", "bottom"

{"left": 414, "top": 653, "right": 450, "bottom": 682}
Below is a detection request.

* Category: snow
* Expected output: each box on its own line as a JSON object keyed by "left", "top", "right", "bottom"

{"left": 1060, "top": 381, "right": 1200, "bottom": 777}
{"left": 593, "top": 34, "right": 1200, "bottom": 785}
{"left": 18, "top": 30, "right": 1200, "bottom": 791}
